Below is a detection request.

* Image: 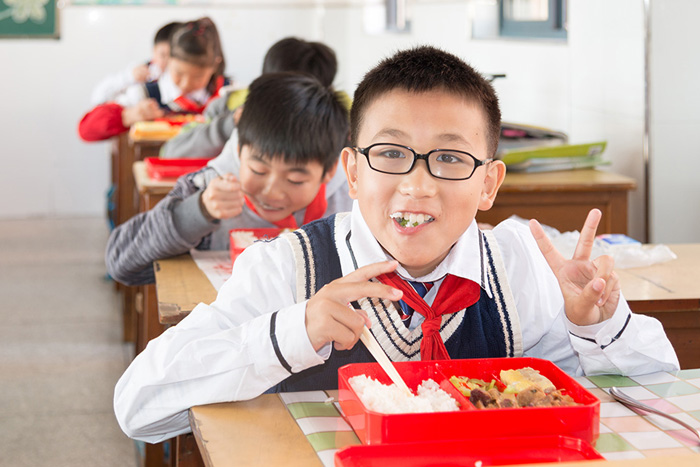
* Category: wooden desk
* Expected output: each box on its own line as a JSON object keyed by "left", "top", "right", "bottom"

{"left": 131, "top": 161, "right": 176, "bottom": 355}
{"left": 154, "top": 254, "right": 218, "bottom": 325}
{"left": 476, "top": 169, "right": 637, "bottom": 235}
{"left": 112, "top": 134, "right": 170, "bottom": 344}
{"left": 190, "top": 395, "right": 323, "bottom": 467}
{"left": 123, "top": 137, "right": 169, "bottom": 224}
{"left": 190, "top": 370, "right": 700, "bottom": 467}
{"left": 618, "top": 244, "right": 700, "bottom": 369}
{"left": 133, "top": 162, "right": 199, "bottom": 467}
{"left": 112, "top": 134, "right": 169, "bottom": 227}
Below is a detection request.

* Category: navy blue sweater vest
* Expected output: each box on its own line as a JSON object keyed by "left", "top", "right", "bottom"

{"left": 267, "top": 215, "right": 516, "bottom": 392}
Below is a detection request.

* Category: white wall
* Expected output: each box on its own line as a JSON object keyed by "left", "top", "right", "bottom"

{"left": 648, "top": 0, "right": 700, "bottom": 243}
{"left": 0, "top": 0, "right": 696, "bottom": 242}
{"left": 307, "top": 0, "right": 646, "bottom": 240}
{"left": 0, "top": 5, "right": 322, "bottom": 219}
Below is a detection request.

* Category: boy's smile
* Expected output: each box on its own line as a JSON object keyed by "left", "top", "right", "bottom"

{"left": 342, "top": 88, "right": 505, "bottom": 277}
{"left": 239, "top": 145, "right": 336, "bottom": 224}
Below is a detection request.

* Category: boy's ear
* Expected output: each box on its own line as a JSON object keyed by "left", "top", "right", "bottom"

{"left": 233, "top": 106, "right": 243, "bottom": 125}
{"left": 321, "top": 159, "right": 339, "bottom": 184}
{"left": 478, "top": 160, "right": 506, "bottom": 211}
{"left": 341, "top": 147, "right": 359, "bottom": 200}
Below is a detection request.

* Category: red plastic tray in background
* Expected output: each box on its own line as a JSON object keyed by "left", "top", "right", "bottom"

{"left": 144, "top": 157, "right": 211, "bottom": 180}
{"left": 229, "top": 228, "right": 283, "bottom": 264}
{"left": 334, "top": 435, "right": 604, "bottom": 467}
{"left": 338, "top": 357, "right": 600, "bottom": 446}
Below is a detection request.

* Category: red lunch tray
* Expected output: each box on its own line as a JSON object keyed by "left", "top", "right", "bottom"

{"left": 144, "top": 157, "right": 212, "bottom": 180}
{"left": 338, "top": 357, "right": 600, "bottom": 446}
{"left": 154, "top": 114, "right": 204, "bottom": 126}
{"left": 334, "top": 435, "right": 603, "bottom": 467}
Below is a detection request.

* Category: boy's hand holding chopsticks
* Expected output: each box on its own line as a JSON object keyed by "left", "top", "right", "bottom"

{"left": 200, "top": 173, "right": 244, "bottom": 221}
{"left": 305, "top": 260, "right": 403, "bottom": 352}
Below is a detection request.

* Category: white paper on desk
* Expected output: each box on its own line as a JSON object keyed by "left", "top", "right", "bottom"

{"left": 189, "top": 249, "right": 232, "bottom": 292}
{"left": 505, "top": 215, "right": 677, "bottom": 268}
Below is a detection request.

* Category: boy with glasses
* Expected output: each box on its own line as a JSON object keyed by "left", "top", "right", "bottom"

{"left": 114, "top": 46, "right": 679, "bottom": 443}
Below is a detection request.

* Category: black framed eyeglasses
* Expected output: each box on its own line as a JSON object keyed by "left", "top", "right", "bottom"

{"left": 353, "top": 143, "right": 492, "bottom": 181}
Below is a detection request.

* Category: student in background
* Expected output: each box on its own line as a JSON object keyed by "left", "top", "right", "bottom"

{"left": 78, "top": 17, "right": 228, "bottom": 142}
{"left": 160, "top": 36, "right": 351, "bottom": 159}
{"left": 113, "top": 46, "right": 678, "bottom": 443}
{"left": 90, "top": 21, "right": 182, "bottom": 106}
{"left": 106, "top": 72, "right": 351, "bottom": 286}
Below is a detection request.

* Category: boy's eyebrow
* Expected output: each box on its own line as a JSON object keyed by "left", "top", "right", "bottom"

{"left": 372, "top": 128, "right": 472, "bottom": 148}
{"left": 250, "top": 154, "right": 312, "bottom": 175}
{"left": 250, "top": 154, "right": 271, "bottom": 165}
{"left": 437, "top": 133, "right": 472, "bottom": 146}
{"left": 372, "top": 128, "right": 409, "bottom": 140}
{"left": 287, "top": 166, "right": 311, "bottom": 175}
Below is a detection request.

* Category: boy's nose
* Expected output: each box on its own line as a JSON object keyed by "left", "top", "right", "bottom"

{"left": 179, "top": 78, "right": 192, "bottom": 94}
{"left": 260, "top": 179, "right": 285, "bottom": 201}
{"left": 398, "top": 160, "right": 437, "bottom": 198}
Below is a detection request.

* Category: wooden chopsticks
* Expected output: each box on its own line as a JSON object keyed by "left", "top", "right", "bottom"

{"left": 360, "top": 326, "right": 412, "bottom": 395}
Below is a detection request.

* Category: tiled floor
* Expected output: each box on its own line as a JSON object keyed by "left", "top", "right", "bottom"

{"left": 0, "top": 217, "right": 137, "bottom": 466}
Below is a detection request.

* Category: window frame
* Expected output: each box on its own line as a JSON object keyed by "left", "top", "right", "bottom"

{"left": 499, "top": 0, "right": 567, "bottom": 40}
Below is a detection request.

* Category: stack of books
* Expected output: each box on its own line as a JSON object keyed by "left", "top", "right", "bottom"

{"left": 499, "top": 141, "right": 608, "bottom": 173}
{"left": 498, "top": 122, "right": 569, "bottom": 155}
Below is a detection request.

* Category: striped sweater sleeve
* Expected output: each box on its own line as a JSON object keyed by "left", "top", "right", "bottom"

{"left": 105, "top": 168, "right": 217, "bottom": 286}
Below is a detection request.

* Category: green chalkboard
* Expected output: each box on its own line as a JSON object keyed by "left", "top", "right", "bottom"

{"left": 0, "top": 0, "right": 58, "bottom": 38}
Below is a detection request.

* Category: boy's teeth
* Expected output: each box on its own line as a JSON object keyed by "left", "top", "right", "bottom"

{"left": 391, "top": 212, "right": 434, "bottom": 227}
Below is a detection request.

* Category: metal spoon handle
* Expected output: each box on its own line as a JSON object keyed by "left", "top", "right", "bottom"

{"left": 609, "top": 386, "right": 700, "bottom": 441}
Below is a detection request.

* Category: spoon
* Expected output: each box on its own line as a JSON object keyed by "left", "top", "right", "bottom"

{"left": 609, "top": 386, "right": 700, "bottom": 441}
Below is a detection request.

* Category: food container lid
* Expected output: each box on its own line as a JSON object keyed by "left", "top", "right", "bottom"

{"left": 144, "top": 157, "right": 212, "bottom": 180}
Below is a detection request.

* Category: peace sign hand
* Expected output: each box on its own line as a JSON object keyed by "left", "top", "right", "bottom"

{"left": 529, "top": 209, "right": 621, "bottom": 326}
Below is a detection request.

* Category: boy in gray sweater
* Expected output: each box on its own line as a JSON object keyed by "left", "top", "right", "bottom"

{"left": 106, "top": 72, "right": 351, "bottom": 286}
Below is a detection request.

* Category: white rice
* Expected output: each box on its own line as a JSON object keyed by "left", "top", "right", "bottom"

{"left": 230, "top": 231, "right": 258, "bottom": 248}
{"left": 349, "top": 375, "right": 460, "bottom": 413}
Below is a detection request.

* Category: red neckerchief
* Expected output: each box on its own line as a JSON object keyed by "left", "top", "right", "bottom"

{"left": 375, "top": 272, "right": 481, "bottom": 361}
{"left": 243, "top": 184, "right": 327, "bottom": 229}
{"left": 171, "top": 76, "right": 226, "bottom": 114}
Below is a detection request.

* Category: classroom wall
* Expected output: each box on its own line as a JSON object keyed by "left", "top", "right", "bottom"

{"left": 648, "top": 0, "right": 700, "bottom": 243}
{"left": 0, "top": 0, "right": 696, "bottom": 242}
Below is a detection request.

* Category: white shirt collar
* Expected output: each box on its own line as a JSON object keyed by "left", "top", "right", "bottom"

{"left": 346, "top": 201, "right": 493, "bottom": 297}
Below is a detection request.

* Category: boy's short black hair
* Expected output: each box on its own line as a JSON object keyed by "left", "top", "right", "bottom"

{"left": 154, "top": 21, "right": 182, "bottom": 45}
{"left": 350, "top": 46, "right": 501, "bottom": 158}
{"left": 237, "top": 72, "right": 349, "bottom": 174}
{"left": 262, "top": 37, "right": 338, "bottom": 88}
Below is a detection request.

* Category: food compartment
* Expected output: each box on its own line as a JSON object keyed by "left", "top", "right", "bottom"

{"left": 229, "top": 228, "right": 284, "bottom": 263}
{"left": 334, "top": 435, "right": 604, "bottom": 467}
{"left": 154, "top": 114, "right": 205, "bottom": 126}
{"left": 338, "top": 357, "right": 600, "bottom": 446}
{"left": 144, "top": 157, "right": 211, "bottom": 180}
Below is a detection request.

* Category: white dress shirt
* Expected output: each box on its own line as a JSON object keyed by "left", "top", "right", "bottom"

{"left": 90, "top": 61, "right": 163, "bottom": 106}
{"left": 114, "top": 202, "right": 679, "bottom": 443}
{"left": 116, "top": 70, "right": 210, "bottom": 108}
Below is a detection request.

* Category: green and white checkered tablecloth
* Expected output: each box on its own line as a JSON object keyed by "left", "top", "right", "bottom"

{"left": 279, "top": 370, "right": 700, "bottom": 467}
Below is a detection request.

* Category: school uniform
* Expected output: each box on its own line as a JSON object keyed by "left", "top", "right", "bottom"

{"left": 78, "top": 71, "right": 227, "bottom": 142}
{"left": 90, "top": 60, "right": 163, "bottom": 106}
{"left": 105, "top": 129, "right": 352, "bottom": 286}
{"left": 113, "top": 202, "right": 679, "bottom": 443}
{"left": 159, "top": 88, "right": 249, "bottom": 159}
